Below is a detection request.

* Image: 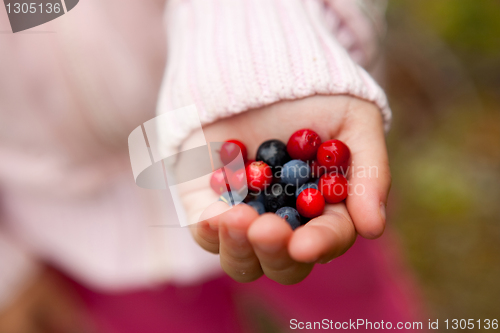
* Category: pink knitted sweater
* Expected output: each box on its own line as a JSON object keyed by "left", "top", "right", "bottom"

{"left": 0, "top": 0, "right": 390, "bottom": 309}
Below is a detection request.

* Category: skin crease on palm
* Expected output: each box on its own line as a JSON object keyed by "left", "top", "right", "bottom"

{"left": 178, "top": 95, "right": 391, "bottom": 285}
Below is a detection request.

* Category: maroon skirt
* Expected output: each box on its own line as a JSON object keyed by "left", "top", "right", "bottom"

{"left": 60, "top": 233, "right": 427, "bottom": 333}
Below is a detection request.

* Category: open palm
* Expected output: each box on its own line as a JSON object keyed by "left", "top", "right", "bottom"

{"left": 178, "top": 95, "right": 391, "bottom": 285}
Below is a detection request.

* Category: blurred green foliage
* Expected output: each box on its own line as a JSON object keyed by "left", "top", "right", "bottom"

{"left": 385, "top": 0, "right": 500, "bottom": 327}
{"left": 390, "top": 0, "right": 500, "bottom": 57}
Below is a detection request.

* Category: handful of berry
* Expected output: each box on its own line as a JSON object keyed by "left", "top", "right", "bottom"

{"left": 210, "top": 129, "right": 351, "bottom": 230}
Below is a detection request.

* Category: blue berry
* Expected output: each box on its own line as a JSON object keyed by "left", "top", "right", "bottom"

{"left": 295, "top": 182, "right": 319, "bottom": 198}
{"left": 281, "top": 159, "right": 310, "bottom": 187}
{"left": 247, "top": 201, "right": 265, "bottom": 215}
{"left": 263, "top": 183, "right": 293, "bottom": 212}
{"left": 219, "top": 191, "right": 245, "bottom": 206}
{"left": 254, "top": 191, "right": 266, "bottom": 204}
{"left": 256, "top": 140, "right": 290, "bottom": 175}
{"left": 276, "top": 207, "right": 301, "bottom": 230}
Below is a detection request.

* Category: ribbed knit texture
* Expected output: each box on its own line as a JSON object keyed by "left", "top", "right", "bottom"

{"left": 157, "top": 0, "right": 391, "bottom": 154}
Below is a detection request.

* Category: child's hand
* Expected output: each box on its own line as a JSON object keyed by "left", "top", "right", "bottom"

{"left": 179, "top": 95, "right": 390, "bottom": 285}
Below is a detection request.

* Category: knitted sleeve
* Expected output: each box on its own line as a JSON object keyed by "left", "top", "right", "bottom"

{"left": 156, "top": 0, "right": 391, "bottom": 154}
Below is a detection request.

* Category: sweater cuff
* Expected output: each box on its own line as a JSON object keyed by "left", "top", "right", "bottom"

{"left": 157, "top": 0, "right": 391, "bottom": 152}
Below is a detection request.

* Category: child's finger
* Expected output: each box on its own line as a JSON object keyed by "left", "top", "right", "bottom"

{"left": 247, "top": 214, "right": 314, "bottom": 285}
{"left": 189, "top": 221, "right": 220, "bottom": 254}
{"left": 190, "top": 201, "right": 230, "bottom": 254}
{"left": 288, "top": 203, "right": 356, "bottom": 264}
{"left": 339, "top": 103, "right": 391, "bottom": 239}
{"left": 219, "top": 205, "right": 263, "bottom": 283}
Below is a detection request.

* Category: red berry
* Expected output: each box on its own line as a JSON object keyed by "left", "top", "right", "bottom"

{"left": 287, "top": 129, "right": 322, "bottom": 161}
{"left": 229, "top": 168, "right": 247, "bottom": 191}
{"left": 245, "top": 161, "right": 272, "bottom": 192}
{"left": 210, "top": 169, "right": 230, "bottom": 195}
{"left": 296, "top": 188, "right": 325, "bottom": 218}
{"left": 319, "top": 172, "right": 348, "bottom": 204}
{"left": 220, "top": 139, "right": 247, "bottom": 165}
{"left": 310, "top": 159, "right": 326, "bottom": 179}
{"left": 316, "top": 139, "right": 351, "bottom": 172}
{"left": 245, "top": 159, "right": 255, "bottom": 168}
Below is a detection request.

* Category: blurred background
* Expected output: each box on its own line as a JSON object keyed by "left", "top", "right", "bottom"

{"left": 1, "top": 0, "right": 499, "bottom": 332}
{"left": 384, "top": 0, "right": 500, "bottom": 324}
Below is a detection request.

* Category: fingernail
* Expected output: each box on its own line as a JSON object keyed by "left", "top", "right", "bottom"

{"left": 228, "top": 228, "right": 247, "bottom": 242}
{"left": 379, "top": 202, "right": 386, "bottom": 221}
{"left": 318, "top": 256, "right": 333, "bottom": 264}
{"left": 255, "top": 242, "right": 281, "bottom": 254}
